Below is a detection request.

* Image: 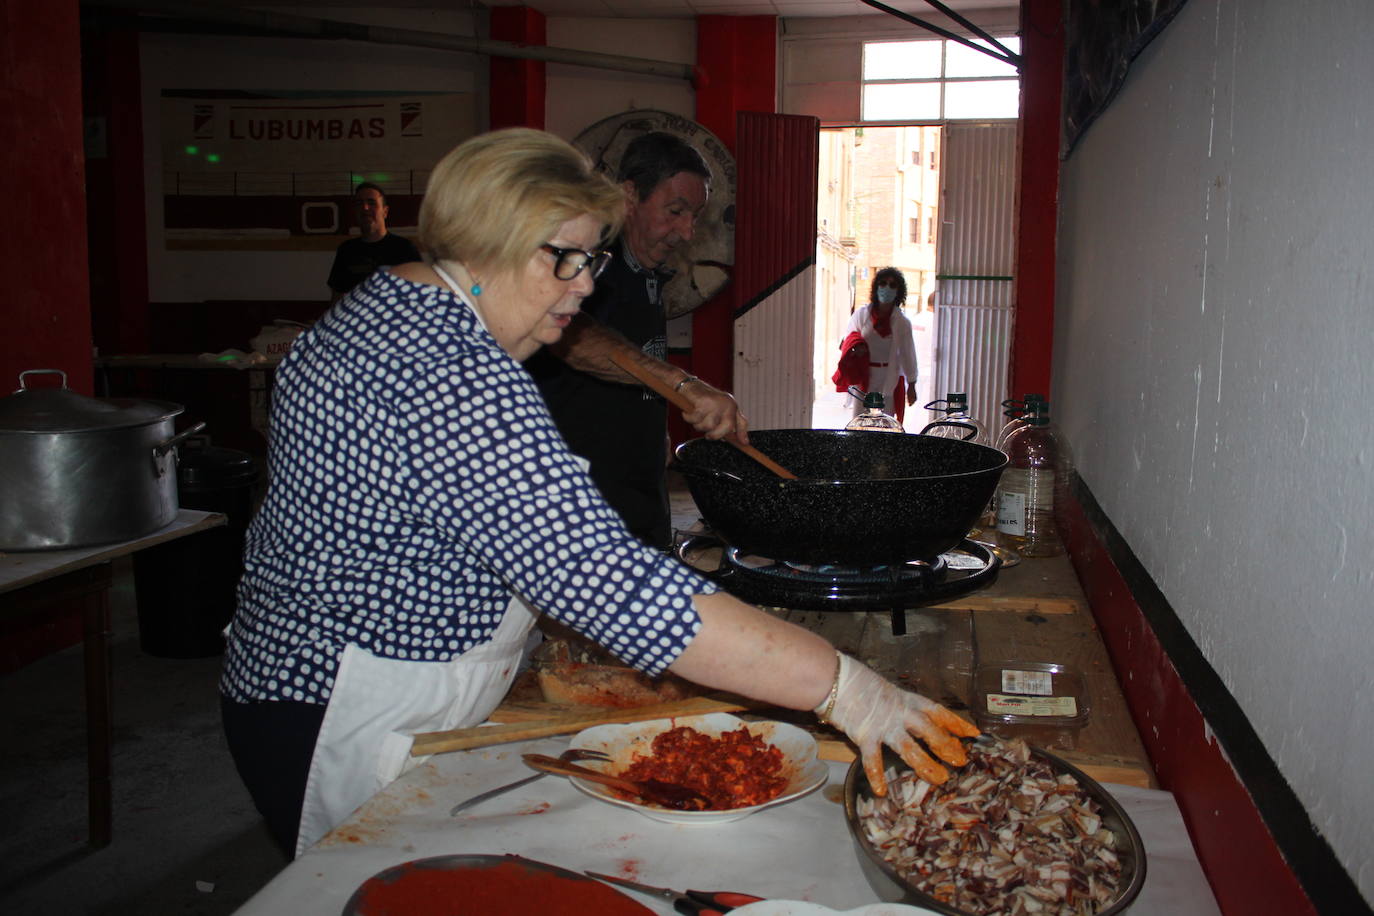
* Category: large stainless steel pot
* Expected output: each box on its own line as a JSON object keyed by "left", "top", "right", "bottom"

{"left": 0, "top": 369, "right": 205, "bottom": 551}
{"left": 673, "top": 428, "right": 1006, "bottom": 566}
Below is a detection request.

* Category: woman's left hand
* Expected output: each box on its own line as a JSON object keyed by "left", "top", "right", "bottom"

{"left": 682, "top": 380, "right": 750, "bottom": 445}
{"left": 906, "top": 382, "right": 918, "bottom": 407}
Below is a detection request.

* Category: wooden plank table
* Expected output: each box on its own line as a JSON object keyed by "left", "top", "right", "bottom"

{"left": 761, "top": 552, "right": 1154, "bottom": 788}
{"left": 479, "top": 548, "right": 1154, "bottom": 789}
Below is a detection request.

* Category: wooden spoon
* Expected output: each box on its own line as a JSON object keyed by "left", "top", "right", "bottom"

{"left": 521, "top": 753, "right": 712, "bottom": 811}
{"left": 607, "top": 351, "right": 797, "bottom": 480}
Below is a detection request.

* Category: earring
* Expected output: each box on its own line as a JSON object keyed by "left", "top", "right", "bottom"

{"left": 470, "top": 282, "right": 482, "bottom": 296}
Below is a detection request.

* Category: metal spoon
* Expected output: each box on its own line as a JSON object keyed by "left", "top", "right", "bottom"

{"left": 521, "top": 753, "right": 712, "bottom": 811}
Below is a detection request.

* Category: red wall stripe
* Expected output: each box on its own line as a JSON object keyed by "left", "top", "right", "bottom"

{"left": 1060, "top": 487, "right": 1318, "bottom": 915}
{"left": 2, "top": 0, "right": 93, "bottom": 395}
{"left": 489, "top": 7, "right": 546, "bottom": 131}
{"left": 1010, "top": 0, "right": 1061, "bottom": 401}
{"left": 691, "top": 15, "right": 778, "bottom": 393}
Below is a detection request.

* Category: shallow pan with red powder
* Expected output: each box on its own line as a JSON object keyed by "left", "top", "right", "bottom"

{"left": 342, "top": 853, "right": 655, "bottom": 916}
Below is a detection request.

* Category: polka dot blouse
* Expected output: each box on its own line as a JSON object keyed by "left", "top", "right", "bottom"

{"left": 220, "top": 268, "right": 711, "bottom": 705}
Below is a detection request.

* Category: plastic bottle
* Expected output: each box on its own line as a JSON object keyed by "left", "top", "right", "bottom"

{"left": 923, "top": 392, "right": 989, "bottom": 445}
{"left": 846, "top": 391, "right": 904, "bottom": 433}
{"left": 994, "top": 393, "right": 1045, "bottom": 451}
{"left": 995, "top": 399, "right": 1065, "bottom": 557}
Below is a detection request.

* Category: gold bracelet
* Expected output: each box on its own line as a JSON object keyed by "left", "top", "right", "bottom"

{"left": 815, "top": 651, "right": 843, "bottom": 724}
{"left": 673, "top": 374, "right": 700, "bottom": 392}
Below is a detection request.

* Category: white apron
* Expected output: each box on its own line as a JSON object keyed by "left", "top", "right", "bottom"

{"left": 295, "top": 262, "right": 547, "bottom": 856}
{"left": 295, "top": 593, "right": 539, "bottom": 856}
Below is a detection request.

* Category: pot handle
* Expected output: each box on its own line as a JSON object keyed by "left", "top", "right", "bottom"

{"left": 151, "top": 421, "right": 208, "bottom": 478}
{"left": 669, "top": 460, "right": 745, "bottom": 485}
{"left": 919, "top": 419, "right": 979, "bottom": 441}
{"left": 16, "top": 368, "right": 68, "bottom": 393}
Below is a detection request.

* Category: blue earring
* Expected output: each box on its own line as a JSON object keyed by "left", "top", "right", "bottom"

{"left": 470, "top": 283, "right": 482, "bottom": 296}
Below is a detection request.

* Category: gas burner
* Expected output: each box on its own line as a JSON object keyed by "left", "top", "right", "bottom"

{"left": 739, "top": 553, "right": 948, "bottom": 585}
{"left": 675, "top": 532, "right": 1001, "bottom": 630}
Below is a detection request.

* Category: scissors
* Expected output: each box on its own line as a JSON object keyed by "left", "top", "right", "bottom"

{"left": 585, "top": 871, "right": 765, "bottom": 915}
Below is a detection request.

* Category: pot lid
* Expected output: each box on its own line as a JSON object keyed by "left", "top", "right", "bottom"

{"left": 1, "top": 370, "right": 183, "bottom": 433}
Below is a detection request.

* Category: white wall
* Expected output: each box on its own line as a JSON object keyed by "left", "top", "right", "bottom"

{"left": 545, "top": 18, "right": 696, "bottom": 142}
{"left": 1054, "top": 0, "right": 1374, "bottom": 898}
{"left": 139, "top": 11, "right": 696, "bottom": 304}
{"left": 141, "top": 9, "right": 482, "bottom": 303}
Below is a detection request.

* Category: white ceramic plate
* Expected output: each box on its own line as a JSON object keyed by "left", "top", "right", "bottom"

{"left": 728, "top": 902, "right": 943, "bottom": 915}
{"left": 566, "top": 713, "right": 828, "bottom": 825}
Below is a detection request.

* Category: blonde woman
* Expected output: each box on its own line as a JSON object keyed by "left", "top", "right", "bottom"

{"left": 220, "top": 129, "right": 976, "bottom": 859}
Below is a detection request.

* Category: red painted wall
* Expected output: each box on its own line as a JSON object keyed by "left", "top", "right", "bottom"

{"left": 85, "top": 29, "right": 150, "bottom": 358}
{"left": 489, "top": 7, "right": 546, "bottom": 131}
{"left": 2, "top": 0, "right": 93, "bottom": 395}
{"left": 691, "top": 15, "right": 778, "bottom": 395}
{"left": 1060, "top": 493, "right": 1317, "bottom": 915}
{"left": 1010, "top": 0, "right": 1062, "bottom": 401}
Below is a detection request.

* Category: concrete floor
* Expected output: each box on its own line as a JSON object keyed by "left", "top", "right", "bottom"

{"left": 0, "top": 557, "right": 288, "bottom": 916}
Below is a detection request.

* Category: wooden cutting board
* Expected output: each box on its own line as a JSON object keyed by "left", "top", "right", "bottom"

{"left": 410, "top": 694, "right": 759, "bottom": 757}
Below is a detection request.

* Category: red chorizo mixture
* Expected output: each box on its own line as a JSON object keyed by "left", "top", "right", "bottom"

{"left": 618, "top": 726, "right": 787, "bottom": 810}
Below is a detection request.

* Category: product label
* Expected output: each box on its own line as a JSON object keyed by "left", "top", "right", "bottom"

{"left": 996, "top": 468, "right": 1055, "bottom": 536}
{"left": 1001, "top": 669, "right": 1054, "bottom": 696}
{"left": 996, "top": 487, "right": 1027, "bottom": 536}
{"left": 986, "top": 693, "right": 1078, "bottom": 717}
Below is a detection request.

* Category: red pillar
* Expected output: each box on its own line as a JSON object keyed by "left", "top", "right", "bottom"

{"left": 1, "top": 0, "right": 93, "bottom": 394}
{"left": 85, "top": 29, "right": 150, "bottom": 357}
{"left": 1010, "top": 0, "right": 1063, "bottom": 402}
{"left": 692, "top": 15, "right": 778, "bottom": 392}
{"left": 489, "top": 7, "right": 546, "bottom": 131}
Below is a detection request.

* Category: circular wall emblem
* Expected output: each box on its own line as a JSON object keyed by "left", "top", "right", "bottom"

{"left": 573, "top": 110, "right": 736, "bottom": 319}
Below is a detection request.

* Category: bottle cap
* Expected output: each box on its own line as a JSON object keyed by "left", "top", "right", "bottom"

{"left": 863, "top": 391, "right": 886, "bottom": 409}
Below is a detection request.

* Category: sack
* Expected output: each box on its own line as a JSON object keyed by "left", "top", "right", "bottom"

{"left": 249, "top": 320, "right": 308, "bottom": 358}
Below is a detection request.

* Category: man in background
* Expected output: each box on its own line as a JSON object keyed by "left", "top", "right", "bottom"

{"left": 528, "top": 132, "right": 746, "bottom": 550}
{"left": 326, "top": 183, "right": 420, "bottom": 303}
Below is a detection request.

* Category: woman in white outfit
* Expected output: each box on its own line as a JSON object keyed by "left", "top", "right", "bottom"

{"left": 219, "top": 131, "right": 977, "bottom": 858}
{"left": 845, "top": 267, "right": 919, "bottom": 424}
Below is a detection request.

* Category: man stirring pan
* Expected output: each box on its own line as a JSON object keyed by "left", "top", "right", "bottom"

{"left": 327, "top": 182, "right": 421, "bottom": 303}
{"left": 528, "top": 132, "right": 746, "bottom": 550}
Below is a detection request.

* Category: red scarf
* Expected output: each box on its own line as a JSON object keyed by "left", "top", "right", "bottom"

{"left": 870, "top": 304, "right": 893, "bottom": 337}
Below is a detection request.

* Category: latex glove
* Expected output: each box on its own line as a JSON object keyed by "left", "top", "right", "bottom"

{"left": 680, "top": 379, "right": 751, "bottom": 445}
{"left": 818, "top": 653, "right": 980, "bottom": 795}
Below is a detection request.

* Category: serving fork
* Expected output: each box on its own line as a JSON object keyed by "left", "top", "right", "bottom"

{"left": 448, "top": 747, "right": 610, "bottom": 816}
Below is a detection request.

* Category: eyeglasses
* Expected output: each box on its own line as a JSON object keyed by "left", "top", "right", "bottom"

{"left": 541, "top": 243, "right": 612, "bottom": 281}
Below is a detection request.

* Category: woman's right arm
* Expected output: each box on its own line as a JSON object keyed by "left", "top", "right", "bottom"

{"left": 670, "top": 591, "right": 981, "bottom": 793}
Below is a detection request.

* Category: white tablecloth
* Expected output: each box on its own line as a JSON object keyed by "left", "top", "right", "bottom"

{"left": 232, "top": 736, "right": 1221, "bottom": 915}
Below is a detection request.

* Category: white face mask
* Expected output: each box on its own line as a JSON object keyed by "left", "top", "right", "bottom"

{"left": 876, "top": 286, "right": 897, "bottom": 305}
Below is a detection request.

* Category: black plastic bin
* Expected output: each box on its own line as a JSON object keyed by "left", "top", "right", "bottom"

{"left": 133, "top": 444, "right": 260, "bottom": 658}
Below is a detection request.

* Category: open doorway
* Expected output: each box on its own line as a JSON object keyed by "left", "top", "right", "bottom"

{"left": 812, "top": 125, "right": 942, "bottom": 432}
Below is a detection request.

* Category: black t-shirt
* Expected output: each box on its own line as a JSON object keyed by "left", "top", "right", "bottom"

{"left": 327, "top": 233, "right": 421, "bottom": 295}
{"left": 527, "top": 239, "right": 673, "bottom": 548}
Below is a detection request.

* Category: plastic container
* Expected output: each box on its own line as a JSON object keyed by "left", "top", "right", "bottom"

{"left": 132, "top": 444, "right": 260, "bottom": 658}
{"left": 994, "top": 392, "right": 1045, "bottom": 451}
{"left": 845, "top": 391, "right": 904, "bottom": 433}
{"left": 974, "top": 661, "right": 1091, "bottom": 730}
{"left": 994, "top": 399, "right": 1065, "bottom": 557}
{"left": 923, "top": 392, "right": 989, "bottom": 445}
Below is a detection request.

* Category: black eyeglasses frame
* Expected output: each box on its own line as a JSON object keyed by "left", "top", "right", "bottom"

{"left": 540, "top": 243, "right": 612, "bottom": 281}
